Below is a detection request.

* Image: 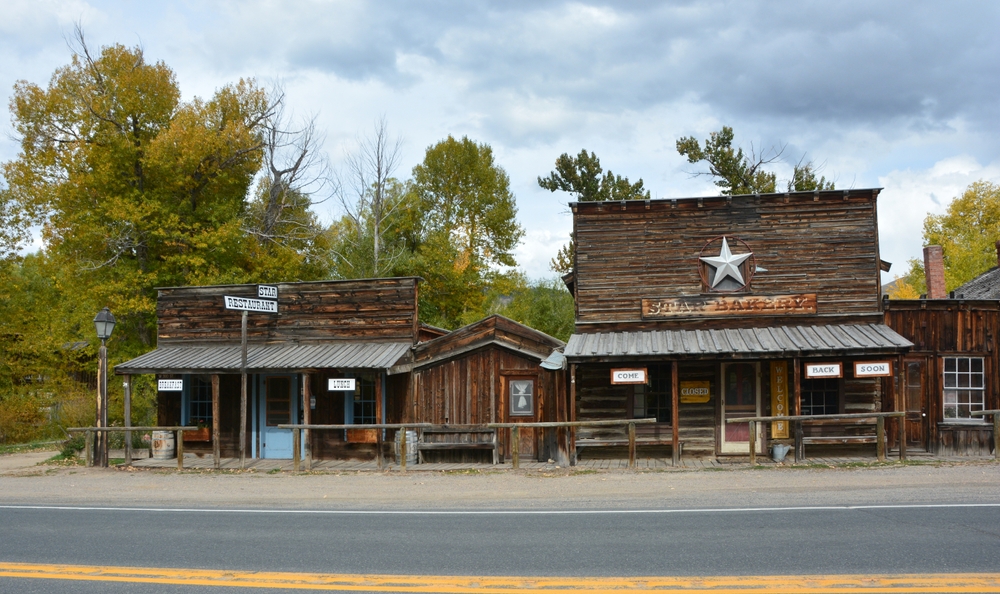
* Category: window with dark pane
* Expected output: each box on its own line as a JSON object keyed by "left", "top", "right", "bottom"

{"left": 189, "top": 376, "right": 212, "bottom": 426}
{"left": 943, "top": 356, "right": 985, "bottom": 420}
{"left": 801, "top": 377, "right": 839, "bottom": 415}
{"left": 633, "top": 364, "right": 671, "bottom": 422}
{"left": 353, "top": 376, "right": 377, "bottom": 424}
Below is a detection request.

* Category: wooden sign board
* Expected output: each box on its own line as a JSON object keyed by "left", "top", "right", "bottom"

{"left": 805, "top": 363, "right": 842, "bottom": 378}
{"left": 611, "top": 368, "right": 647, "bottom": 384}
{"left": 770, "top": 361, "right": 789, "bottom": 439}
{"left": 257, "top": 285, "right": 278, "bottom": 299}
{"left": 223, "top": 295, "right": 278, "bottom": 313}
{"left": 642, "top": 293, "right": 817, "bottom": 319}
{"left": 158, "top": 379, "right": 183, "bottom": 392}
{"left": 855, "top": 361, "right": 892, "bottom": 377}
{"left": 328, "top": 378, "right": 356, "bottom": 391}
{"left": 679, "top": 381, "right": 711, "bottom": 403}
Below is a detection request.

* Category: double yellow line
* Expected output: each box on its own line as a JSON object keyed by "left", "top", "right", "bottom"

{"left": 0, "top": 563, "right": 999, "bottom": 592}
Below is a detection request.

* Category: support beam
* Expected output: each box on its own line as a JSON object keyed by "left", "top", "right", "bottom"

{"left": 671, "top": 360, "right": 680, "bottom": 467}
{"left": 240, "top": 309, "right": 248, "bottom": 470}
{"left": 376, "top": 373, "right": 384, "bottom": 470}
{"left": 569, "top": 363, "right": 577, "bottom": 466}
{"left": 793, "top": 357, "right": 803, "bottom": 462}
{"left": 124, "top": 375, "right": 132, "bottom": 467}
{"left": 303, "top": 373, "right": 312, "bottom": 471}
{"left": 212, "top": 374, "right": 221, "bottom": 469}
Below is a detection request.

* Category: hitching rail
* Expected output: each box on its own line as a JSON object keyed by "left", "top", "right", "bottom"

{"left": 278, "top": 424, "right": 434, "bottom": 471}
{"left": 489, "top": 419, "right": 660, "bottom": 470}
{"left": 970, "top": 410, "right": 1000, "bottom": 460}
{"left": 725, "top": 412, "right": 906, "bottom": 465}
{"left": 67, "top": 426, "right": 197, "bottom": 470}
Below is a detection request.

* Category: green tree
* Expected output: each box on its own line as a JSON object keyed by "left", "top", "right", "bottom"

{"left": 485, "top": 276, "right": 575, "bottom": 342}
{"left": 403, "top": 135, "right": 525, "bottom": 329}
{"left": 676, "top": 126, "right": 780, "bottom": 195}
{"left": 925, "top": 180, "right": 1000, "bottom": 291}
{"left": 538, "top": 149, "right": 648, "bottom": 274}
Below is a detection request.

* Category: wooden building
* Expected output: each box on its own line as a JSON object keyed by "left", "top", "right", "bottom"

{"left": 563, "top": 189, "right": 913, "bottom": 460}
{"left": 116, "top": 278, "right": 421, "bottom": 460}
{"left": 882, "top": 245, "right": 999, "bottom": 455}
{"left": 408, "top": 315, "right": 567, "bottom": 463}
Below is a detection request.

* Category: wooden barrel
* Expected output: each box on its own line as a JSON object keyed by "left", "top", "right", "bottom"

{"left": 394, "top": 429, "right": 419, "bottom": 464}
{"left": 151, "top": 430, "right": 176, "bottom": 460}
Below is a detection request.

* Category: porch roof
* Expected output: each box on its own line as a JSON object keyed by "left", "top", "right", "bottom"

{"left": 564, "top": 323, "right": 912, "bottom": 361}
{"left": 115, "top": 341, "right": 412, "bottom": 375}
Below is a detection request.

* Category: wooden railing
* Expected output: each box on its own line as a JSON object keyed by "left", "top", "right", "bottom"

{"left": 278, "top": 424, "right": 434, "bottom": 471}
{"left": 725, "top": 412, "right": 906, "bottom": 465}
{"left": 970, "top": 410, "right": 1000, "bottom": 460}
{"left": 67, "top": 426, "right": 196, "bottom": 470}
{"left": 489, "top": 419, "right": 660, "bottom": 469}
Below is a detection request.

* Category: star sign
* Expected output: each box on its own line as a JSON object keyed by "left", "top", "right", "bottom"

{"left": 700, "top": 236, "right": 752, "bottom": 288}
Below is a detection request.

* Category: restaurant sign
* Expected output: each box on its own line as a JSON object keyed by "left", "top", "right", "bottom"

{"left": 680, "top": 381, "right": 711, "bottom": 403}
{"left": 805, "top": 363, "right": 842, "bottom": 378}
{"left": 223, "top": 295, "right": 278, "bottom": 313}
{"left": 611, "top": 368, "right": 647, "bottom": 384}
{"left": 855, "top": 361, "right": 892, "bottom": 377}
{"left": 642, "top": 293, "right": 817, "bottom": 319}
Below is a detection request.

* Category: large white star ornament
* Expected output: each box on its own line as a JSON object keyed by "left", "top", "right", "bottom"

{"left": 700, "top": 236, "right": 752, "bottom": 288}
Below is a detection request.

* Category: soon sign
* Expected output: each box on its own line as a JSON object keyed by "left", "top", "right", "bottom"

{"left": 855, "top": 361, "right": 892, "bottom": 377}
{"left": 805, "top": 363, "right": 842, "bottom": 378}
{"left": 611, "top": 368, "right": 647, "bottom": 384}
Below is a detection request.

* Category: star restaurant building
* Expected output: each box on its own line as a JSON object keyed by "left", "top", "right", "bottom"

{"left": 562, "top": 188, "right": 913, "bottom": 460}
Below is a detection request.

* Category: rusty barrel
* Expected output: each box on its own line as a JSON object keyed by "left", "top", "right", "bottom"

{"left": 151, "top": 430, "right": 176, "bottom": 460}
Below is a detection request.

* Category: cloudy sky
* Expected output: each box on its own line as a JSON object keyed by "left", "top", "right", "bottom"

{"left": 3, "top": 1, "right": 999, "bottom": 281}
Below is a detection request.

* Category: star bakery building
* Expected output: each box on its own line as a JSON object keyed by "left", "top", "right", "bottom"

{"left": 563, "top": 188, "right": 913, "bottom": 459}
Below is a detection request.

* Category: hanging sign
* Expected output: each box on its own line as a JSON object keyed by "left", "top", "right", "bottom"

{"left": 680, "top": 381, "right": 711, "bottom": 403}
{"left": 158, "top": 379, "right": 183, "bottom": 392}
{"left": 805, "top": 363, "right": 842, "bottom": 378}
{"left": 770, "top": 361, "right": 789, "bottom": 439}
{"left": 257, "top": 285, "right": 278, "bottom": 300}
{"left": 223, "top": 295, "right": 278, "bottom": 313}
{"left": 855, "top": 361, "right": 892, "bottom": 377}
{"left": 328, "top": 378, "right": 356, "bottom": 391}
{"left": 611, "top": 368, "right": 647, "bottom": 384}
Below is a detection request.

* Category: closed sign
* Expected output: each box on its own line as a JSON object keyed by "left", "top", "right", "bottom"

{"left": 611, "top": 369, "right": 647, "bottom": 384}
{"left": 328, "top": 378, "right": 356, "bottom": 391}
{"left": 805, "top": 363, "right": 842, "bottom": 378}
{"left": 855, "top": 361, "right": 892, "bottom": 377}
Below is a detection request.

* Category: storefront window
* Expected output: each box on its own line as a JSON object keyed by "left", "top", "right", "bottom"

{"left": 801, "top": 378, "right": 839, "bottom": 415}
{"left": 943, "top": 357, "right": 984, "bottom": 420}
{"left": 188, "top": 376, "right": 212, "bottom": 426}
{"left": 633, "top": 365, "right": 671, "bottom": 422}
{"left": 352, "top": 377, "right": 377, "bottom": 424}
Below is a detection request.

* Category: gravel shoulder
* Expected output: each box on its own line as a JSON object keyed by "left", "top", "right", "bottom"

{"left": 1, "top": 451, "right": 998, "bottom": 511}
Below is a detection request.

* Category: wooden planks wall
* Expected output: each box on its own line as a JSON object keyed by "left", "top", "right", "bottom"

{"left": 572, "top": 190, "right": 883, "bottom": 328}
{"left": 157, "top": 278, "right": 420, "bottom": 344}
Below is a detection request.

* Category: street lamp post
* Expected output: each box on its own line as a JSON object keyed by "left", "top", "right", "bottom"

{"left": 93, "top": 307, "right": 116, "bottom": 468}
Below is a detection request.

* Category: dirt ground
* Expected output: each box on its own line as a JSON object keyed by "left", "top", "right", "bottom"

{"left": 1, "top": 449, "right": 998, "bottom": 510}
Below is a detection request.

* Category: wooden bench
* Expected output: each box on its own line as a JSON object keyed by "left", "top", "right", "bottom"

{"left": 416, "top": 427, "right": 499, "bottom": 464}
{"left": 575, "top": 437, "right": 682, "bottom": 457}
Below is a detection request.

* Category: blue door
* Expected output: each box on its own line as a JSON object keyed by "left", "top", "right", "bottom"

{"left": 261, "top": 375, "right": 297, "bottom": 458}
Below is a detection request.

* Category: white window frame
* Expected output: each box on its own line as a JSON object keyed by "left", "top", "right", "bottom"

{"left": 942, "top": 356, "right": 985, "bottom": 422}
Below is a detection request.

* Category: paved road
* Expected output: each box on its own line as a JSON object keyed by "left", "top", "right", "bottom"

{"left": 2, "top": 455, "right": 1000, "bottom": 591}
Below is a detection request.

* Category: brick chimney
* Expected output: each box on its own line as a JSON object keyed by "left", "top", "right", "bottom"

{"left": 923, "top": 245, "right": 946, "bottom": 299}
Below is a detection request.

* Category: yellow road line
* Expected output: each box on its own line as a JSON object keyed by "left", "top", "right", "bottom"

{"left": 0, "top": 563, "right": 998, "bottom": 592}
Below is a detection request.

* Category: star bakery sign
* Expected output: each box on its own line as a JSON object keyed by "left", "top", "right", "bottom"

{"left": 641, "top": 235, "right": 818, "bottom": 319}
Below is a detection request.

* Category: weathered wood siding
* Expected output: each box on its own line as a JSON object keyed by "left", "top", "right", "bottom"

{"left": 157, "top": 278, "right": 420, "bottom": 345}
{"left": 885, "top": 299, "right": 1000, "bottom": 454}
{"left": 572, "top": 190, "right": 883, "bottom": 329}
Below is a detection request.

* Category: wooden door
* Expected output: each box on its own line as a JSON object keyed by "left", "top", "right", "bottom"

{"left": 903, "top": 358, "right": 929, "bottom": 450}
{"left": 261, "top": 376, "right": 296, "bottom": 458}
{"left": 506, "top": 376, "right": 537, "bottom": 460}
{"left": 720, "top": 362, "right": 762, "bottom": 454}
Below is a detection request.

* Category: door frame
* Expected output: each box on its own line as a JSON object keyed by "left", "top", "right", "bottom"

{"left": 902, "top": 356, "right": 930, "bottom": 451}
{"left": 719, "top": 361, "right": 763, "bottom": 454}
{"left": 256, "top": 373, "right": 300, "bottom": 459}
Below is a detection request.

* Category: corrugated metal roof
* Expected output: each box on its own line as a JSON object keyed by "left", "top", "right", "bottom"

{"left": 115, "top": 342, "right": 412, "bottom": 374}
{"left": 564, "top": 324, "right": 912, "bottom": 359}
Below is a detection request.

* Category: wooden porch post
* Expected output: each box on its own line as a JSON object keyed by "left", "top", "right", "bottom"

{"left": 671, "top": 360, "right": 680, "bottom": 466}
{"left": 212, "top": 374, "right": 221, "bottom": 469}
{"left": 793, "top": 357, "right": 803, "bottom": 462}
{"left": 303, "top": 372, "right": 312, "bottom": 471}
{"left": 376, "top": 373, "right": 384, "bottom": 470}
{"left": 570, "top": 363, "right": 577, "bottom": 466}
{"left": 124, "top": 375, "right": 132, "bottom": 466}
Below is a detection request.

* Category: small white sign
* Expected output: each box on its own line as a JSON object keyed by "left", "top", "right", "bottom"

{"left": 158, "top": 379, "right": 183, "bottom": 391}
{"left": 611, "top": 368, "right": 647, "bottom": 384}
{"left": 805, "top": 363, "right": 842, "bottom": 378}
{"left": 258, "top": 285, "right": 278, "bottom": 300}
{"left": 855, "top": 361, "right": 892, "bottom": 377}
{"left": 328, "top": 378, "right": 356, "bottom": 391}
{"left": 224, "top": 295, "right": 278, "bottom": 313}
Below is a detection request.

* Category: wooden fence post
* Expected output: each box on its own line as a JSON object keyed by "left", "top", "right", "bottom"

{"left": 400, "top": 426, "right": 407, "bottom": 471}
{"left": 899, "top": 414, "right": 907, "bottom": 461}
{"left": 749, "top": 420, "right": 757, "bottom": 466}
{"left": 794, "top": 421, "right": 804, "bottom": 462}
{"left": 176, "top": 431, "right": 185, "bottom": 471}
{"left": 628, "top": 422, "right": 636, "bottom": 469}
{"left": 994, "top": 413, "right": 999, "bottom": 461}
{"left": 293, "top": 428, "right": 301, "bottom": 472}
{"left": 876, "top": 416, "right": 885, "bottom": 462}
{"left": 85, "top": 430, "right": 92, "bottom": 467}
{"left": 512, "top": 425, "right": 520, "bottom": 469}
